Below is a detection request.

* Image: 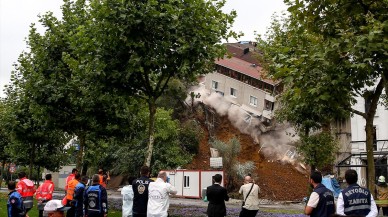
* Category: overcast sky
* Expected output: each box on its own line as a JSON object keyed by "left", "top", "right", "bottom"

{"left": 0, "top": 0, "right": 287, "bottom": 98}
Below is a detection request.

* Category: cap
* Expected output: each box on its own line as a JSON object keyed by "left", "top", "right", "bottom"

{"left": 378, "top": 176, "right": 386, "bottom": 183}
{"left": 44, "top": 200, "right": 71, "bottom": 212}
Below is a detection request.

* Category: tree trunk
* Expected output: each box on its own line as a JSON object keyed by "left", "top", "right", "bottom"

{"left": 81, "top": 161, "right": 88, "bottom": 176}
{"left": 365, "top": 117, "right": 375, "bottom": 194}
{"left": 29, "top": 144, "right": 35, "bottom": 178}
{"left": 363, "top": 77, "right": 385, "bottom": 196}
{"left": 77, "top": 135, "right": 86, "bottom": 171}
{"left": 0, "top": 159, "right": 5, "bottom": 189}
{"left": 144, "top": 98, "right": 157, "bottom": 167}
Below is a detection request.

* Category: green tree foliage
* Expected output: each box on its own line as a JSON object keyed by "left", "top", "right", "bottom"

{"left": 7, "top": 0, "right": 135, "bottom": 172}
{"left": 69, "top": 0, "right": 237, "bottom": 167}
{"left": 1, "top": 93, "right": 67, "bottom": 177}
{"left": 99, "top": 107, "right": 195, "bottom": 176}
{"left": 258, "top": 0, "right": 387, "bottom": 192}
{"left": 297, "top": 132, "right": 339, "bottom": 172}
{"left": 211, "top": 137, "right": 241, "bottom": 191}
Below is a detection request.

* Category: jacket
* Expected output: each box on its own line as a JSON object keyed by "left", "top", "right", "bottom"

{"left": 65, "top": 173, "right": 75, "bottom": 191}
{"left": 66, "top": 179, "right": 79, "bottom": 200}
{"left": 310, "top": 183, "right": 335, "bottom": 217}
{"left": 84, "top": 184, "right": 108, "bottom": 217}
{"left": 17, "top": 178, "right": 35, "bottom": 209}
{"left": 36, "top": 180, "right": 54, "bottom": 201}
{"left": 206, "top": 183, "right": 229, "bottom": 217}
{"left": 8, "top": 190, "right": 25, "bottom": 217}
{"left": 74, "top": 182, "right": 86, "bottom": 217}
{"left": 342, "top": 184, "right": 371, "bottom": 216}
{"left": 132, "top": 176, "right": 153, "bottom": 215}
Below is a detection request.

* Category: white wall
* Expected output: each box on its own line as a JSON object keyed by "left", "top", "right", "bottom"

{"left": 350, "top": 94, "right": 388, "bottom": 153}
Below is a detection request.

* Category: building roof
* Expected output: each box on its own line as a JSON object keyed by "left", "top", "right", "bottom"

{"left": 215, "top": 56, "right": 279, "bottom": 85}
{"left": 224, "top": 42, "right": 261, "bottom": 65}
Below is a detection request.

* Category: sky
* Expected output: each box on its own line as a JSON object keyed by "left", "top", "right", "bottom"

{"left": 0, "top": 0, "right": 287, "bottom": 98}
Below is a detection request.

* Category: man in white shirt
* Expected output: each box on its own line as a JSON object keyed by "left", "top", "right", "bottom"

{"left": 147, "top": 171, "right": 177, "bottom": 217}
{"left": 239, "top": 175, "right": 260, "bottom": 217}
{"left": 122, "top": 177, "right": 136, "bottom": 217}
{"left": 336, "top": 169, "right": 378, "bottom": 217}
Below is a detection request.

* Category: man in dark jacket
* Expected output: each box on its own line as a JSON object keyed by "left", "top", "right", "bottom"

{"left": 74, "top": 176, "right": 88, "bottom": 217}
{"left": 84, "top": 174, "right": 108, "bottom": 217}
{"left": 336, "top": 169, "right": 378, "bottom": 216}
{"left": 304, "top": 171, "right": 335, "bottom": 217}
{"left": 132, "top": 166, "right": 153, "bottom": 217}
{"left": 206, "top": 174, "right": 229, "bottom": 217}
{"left": 8, "top": 181, "right": 25, "bottom": 217}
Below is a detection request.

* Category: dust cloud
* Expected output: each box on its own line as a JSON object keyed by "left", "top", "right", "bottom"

{"left": 186, "top": 85, "right": 301, "bottom": 164}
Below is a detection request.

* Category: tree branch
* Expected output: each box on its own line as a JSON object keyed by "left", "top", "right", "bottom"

{"left": 347, "top": 107, "right": 367, "bottom": 119}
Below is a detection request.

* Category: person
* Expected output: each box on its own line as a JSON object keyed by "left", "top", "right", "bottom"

{"left": 36, "top": 174, "right": 55, "bottom": 217}
{"left": 132, "top": 166, "right": 153, "bottom": 217}
{"left": 147, "top": 171, "right": 177, "bottom": 217}
{"left": 16, "top": 172, "right": 35, "bottom": 216}
{"left": 239, "top": 175, "right": 260, "bottom": 217}
{"left": 7, "top": 181, "right": 25, "bottom": 217}
{"left": 206, "top": 174, "right": 229, "bottom": 217}
{"left": 74, "top": 176, "right": 88, "bottom": 217}
{"left": 122, "top": 176, "right": 136, "bottom": 217}
{"left": 84, "top": 174, "right": 108, "bottom": 217}
{"left": 336, "top": 169, "right": 378, "bottom": 217}
{"left": 98, "top": 169, "right": 111, "bottom": 189}
{"left": 375, "top": 175, "right": 388, "bottom": 216}
{"left": 65, "top": 173, "right": 80, "bottom": 217}
{"left": 65, "top": 168, "right": 78, "bottom": 192}
{"left": 44, "top": 199, "right": 71, "bottom": 217}
{"left": 304, "top": 171, "right": 335, "bottom": 217}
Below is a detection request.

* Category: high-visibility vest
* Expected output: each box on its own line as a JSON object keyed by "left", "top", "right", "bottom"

{"left": 377, "top": 185, "right": 388, "bottom": 207}
{"left": 99, "top": 175, "right": 106, "bottom": 188}
{"left": 66, "top": 179, "right": 79, "bottom": 200}
{"left": 17, "top": 178, "right": 35, "bottom": 197}
{"left": 36, "top": 180, "right": 54, "bottom": 201}
{"left": 65, "top": 174, "right": 75, "bottom": 191}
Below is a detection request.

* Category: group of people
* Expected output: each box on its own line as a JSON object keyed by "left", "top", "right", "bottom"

{"left": 205, "top": 174, "right": 261, "bottom": 217}
{"left": 305, "top": 169, "right": 388, "bottom": 217}
{"left": 7, "top": 168, "right": 109, "bottom": 217}
{"left": 120, "top": 165, "right": 178, "bottom": 217}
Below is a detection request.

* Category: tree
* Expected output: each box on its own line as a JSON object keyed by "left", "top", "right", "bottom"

{"left": 258, "top": 0, "right": 388, "bottom": 193}
{"left": 1, "top": 91, "right": 67, "bottom": 177}
{"left": 70, "top": 0, "right": 237, "bottom": 167}
{"left": 9, "top": 0, "right": 135, "bottom": 172}
{"left": 101, "top": 107, "right": 194, "bottom": 176}
{"left": 297, "top": 132, "right": 339, "bottom": 172}
{"left": 211, "top": 137, "right": 241, "bottom": 191}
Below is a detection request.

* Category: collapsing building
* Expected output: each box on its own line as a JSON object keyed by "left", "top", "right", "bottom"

{"left": 202, "top": 41, "right": 282, "bottom": 124}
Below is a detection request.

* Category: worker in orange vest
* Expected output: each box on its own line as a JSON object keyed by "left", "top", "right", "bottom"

{"left": 65, "top": 173, "right": 80, "bottom": 217}
{"left": 98, "top": 169, "right": 110, "bottom": 189}
{"left": 36, "top": 173, "right": 55, "bottom": 217}
{"left": 65, "top": 168, "right": 78, "bottom": 192}
{"left": 17, "top": 171, "right": 36, "bottom": 217}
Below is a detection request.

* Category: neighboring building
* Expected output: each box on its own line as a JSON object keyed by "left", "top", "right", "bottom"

{"left": 336, "top": 92, "right": 388, "bottom": 187}
{"left": 203, "top": 42, "right": 282, "bottom": 122}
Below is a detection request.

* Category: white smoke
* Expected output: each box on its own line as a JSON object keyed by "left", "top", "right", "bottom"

{"left": 186, "top": 85, "right": 302, "bottom": 165}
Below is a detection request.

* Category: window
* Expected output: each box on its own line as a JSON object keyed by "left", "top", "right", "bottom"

{"left": 230, "top": 88, "right": 237, "bottom": 97}
{"left": 212, "top": 81, "right": 218, "bottom": 90}
{"left": 250, "top": 96, "right": 257, "bottom": 106}
{"left": 184, "top": 176, "right": 190, "bottom": 188}
{"left": 264, "top": 100, "right": 274, "bottom": 111}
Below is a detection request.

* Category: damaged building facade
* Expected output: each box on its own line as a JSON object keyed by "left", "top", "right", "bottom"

{"left": 203, "top": 42, "right": 282, "bottom": 124}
